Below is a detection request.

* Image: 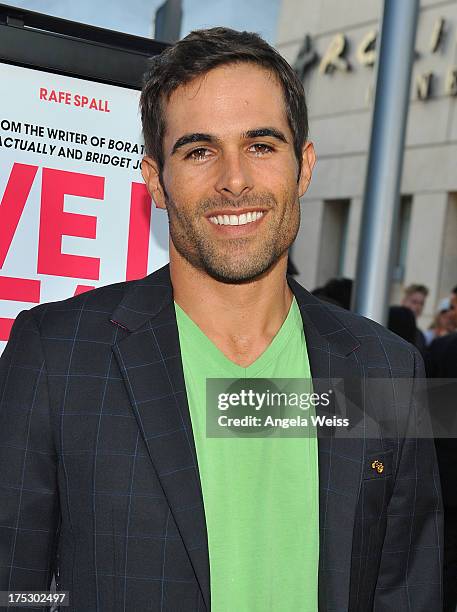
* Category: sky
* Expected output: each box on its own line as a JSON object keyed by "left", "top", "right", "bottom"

{"left": 5, "top": 0, "right": 280, "bottom": 43}
{"left": 182, "top": 0, "right": 280, "bottom": 42}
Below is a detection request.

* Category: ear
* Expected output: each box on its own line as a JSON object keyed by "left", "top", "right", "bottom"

{"left": 298, "top": 141, "right": 316, "bottom": 198}
{"left": 141, "top": 156, "right": 167, "bottom": 209}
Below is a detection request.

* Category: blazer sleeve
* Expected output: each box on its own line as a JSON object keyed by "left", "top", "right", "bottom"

{"left": 0, "top": 308, "right": 60, "bottom": 598}
{"left": 373, "top": 349, "right": 443, "bottom": 611}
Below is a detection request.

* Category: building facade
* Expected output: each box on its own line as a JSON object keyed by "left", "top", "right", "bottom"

{"left": 276, "top": 0, "right": 457, "bottom": 327}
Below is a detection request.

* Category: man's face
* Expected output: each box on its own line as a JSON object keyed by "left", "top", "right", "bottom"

{"left": 142, "top": 62, "right": 315, "bottom": 282}
{"left": 402, "top": 291, "right": 426, "bottom": 318}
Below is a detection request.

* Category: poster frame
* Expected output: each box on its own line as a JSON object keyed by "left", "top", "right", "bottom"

{"left": 0, "top": 2, "right": 168, "bottom": 89}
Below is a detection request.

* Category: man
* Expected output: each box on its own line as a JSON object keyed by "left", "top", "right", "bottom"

{"left": 0, "top": 28, "right": 442, "bottom": 611}
{"left": 402, "top": 283, "right": 429, "bottom": 320}
{"left": 401, "top": 283, "right": 429, "bottom": 355}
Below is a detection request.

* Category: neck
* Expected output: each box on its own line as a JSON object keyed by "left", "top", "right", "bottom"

{"left": 169, "top": 242, "right": 294, "bottom": 357}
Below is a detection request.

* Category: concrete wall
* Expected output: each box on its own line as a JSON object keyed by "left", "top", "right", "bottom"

{"left": 277, "top": 0, "right": 457, "bottom": 328}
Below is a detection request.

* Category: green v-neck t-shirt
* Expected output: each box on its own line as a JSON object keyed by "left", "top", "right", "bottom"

{"left": 174, "top": 296, "right": 319, "bottom": 611}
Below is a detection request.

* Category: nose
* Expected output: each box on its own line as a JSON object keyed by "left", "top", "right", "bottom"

{"left": 214, "top": 149, "right": 253, "bottom": 198}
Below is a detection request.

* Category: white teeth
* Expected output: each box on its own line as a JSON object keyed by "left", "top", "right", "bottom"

{"left": 210, "top": 211, "right": 265, "bottom": 226}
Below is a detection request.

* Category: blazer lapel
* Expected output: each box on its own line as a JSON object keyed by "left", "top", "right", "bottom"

{"left": 110, "top": 264, "right": 210, "bottom": 610}
{"left": 109, "top": 264, "right": 365, "bottom": 612}
{"left": 287, "top": 276, "right": 364, "bottom": 612}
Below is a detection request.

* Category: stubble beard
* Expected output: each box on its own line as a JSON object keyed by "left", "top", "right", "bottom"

{"left": 165, "top": 191, "right": 300, "bottom": 284}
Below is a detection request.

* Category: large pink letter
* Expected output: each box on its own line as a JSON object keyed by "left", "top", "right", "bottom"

{"left": 38, "top": 168, "right": 104, "bottom": 280}
{"left": 0, "top": 163, "right": 38, "bottom": 268}
{"left": 0, "top": 276, "right": 41, "bottom": 341}
{"left": 126, "top": 182, "right": 152, "bottom": 281}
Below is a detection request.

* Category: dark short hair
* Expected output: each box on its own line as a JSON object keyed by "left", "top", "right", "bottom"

{"left": 140, "top": 27, "right": 308, "bottom": 176}
{"left": 388, "top": 306, "right": 417, "bottom": 345}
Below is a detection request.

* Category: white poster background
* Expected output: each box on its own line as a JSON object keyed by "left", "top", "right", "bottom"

{"left": 0, "top": 63, "right": 169, "bottom": 355}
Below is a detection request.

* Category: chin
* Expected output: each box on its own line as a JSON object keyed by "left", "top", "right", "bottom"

{"left": 202, "top": 258, "right": 279, "bottom": 284}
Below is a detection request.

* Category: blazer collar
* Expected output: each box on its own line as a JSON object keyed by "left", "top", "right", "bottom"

{"left": 111, "top": 263, "right": 360, "bottom": 358}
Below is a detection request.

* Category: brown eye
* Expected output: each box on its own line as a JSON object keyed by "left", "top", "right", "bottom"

{"left": 250, "top": 143, "right": 273, "bottom": 155}
{"left": 187, "top": 148, "right": 210, "bottom": 161}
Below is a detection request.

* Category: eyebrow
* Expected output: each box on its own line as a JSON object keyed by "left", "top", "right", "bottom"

{"left": 170, "top": 127, "right": 289, "bottom": 155}
{"left": 242, "top": 128, "right": 288, "bottom": 143}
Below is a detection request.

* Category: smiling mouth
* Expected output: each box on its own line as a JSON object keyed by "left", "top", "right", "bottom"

{"left": 207, "top": 210, "right": 265, "bottom": 226}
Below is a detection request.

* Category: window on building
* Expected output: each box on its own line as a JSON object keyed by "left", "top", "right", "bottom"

{"left": 316, "top": 199, "right": 350, "bottom": 286}
{"left": 438, "top": 193, "right": 457, "bottom": 298}
{"left": 392, "top": 195, "right": 412, "bottom": 283}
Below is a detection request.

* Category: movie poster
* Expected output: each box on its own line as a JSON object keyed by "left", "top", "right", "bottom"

{"left": 0, "top": 63, "right": 169, "bottom": 354}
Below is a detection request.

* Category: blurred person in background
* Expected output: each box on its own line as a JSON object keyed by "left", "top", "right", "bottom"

{"left": 402, "top": 283, "right": 429, "bottom": 318}
{"left": 401, "top": 283, "right": 429, "bottom": 356}
{"left": 387, "top": 305, "right": 417, "bottom": 345}
{"left": 426, "top": 285, "right": 457, "bottom": 378}
{"left": 311, "top": 277, "right": 353, "bottom": 310}
{"left": 424, "top": 297, "right": 456, "bottom": 346}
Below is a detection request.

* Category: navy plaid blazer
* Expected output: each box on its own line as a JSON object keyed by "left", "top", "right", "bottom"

{"left": 0, "top": 263, "right": 443, "bottom": 611}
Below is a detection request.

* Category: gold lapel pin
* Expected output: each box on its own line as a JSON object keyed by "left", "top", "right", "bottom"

{"left": 371, "top": 460, "right": 384, "bottom": 474}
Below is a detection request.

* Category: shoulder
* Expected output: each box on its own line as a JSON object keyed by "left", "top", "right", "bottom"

{"left": 311, "top": 296, "right": 421, "bottom": 373}
{"left": 21, "top": 277, "right": 139, "bottom": 336}
{"left": 443, "top": 332, "right": 457, "bottom": 351}
{"left": 430, "top": 331, "right": 456, "bottom": 354}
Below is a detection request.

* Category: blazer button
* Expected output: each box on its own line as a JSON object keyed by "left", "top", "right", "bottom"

{"left": 371, "top": 460, "right": 384, "bottom": 474}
